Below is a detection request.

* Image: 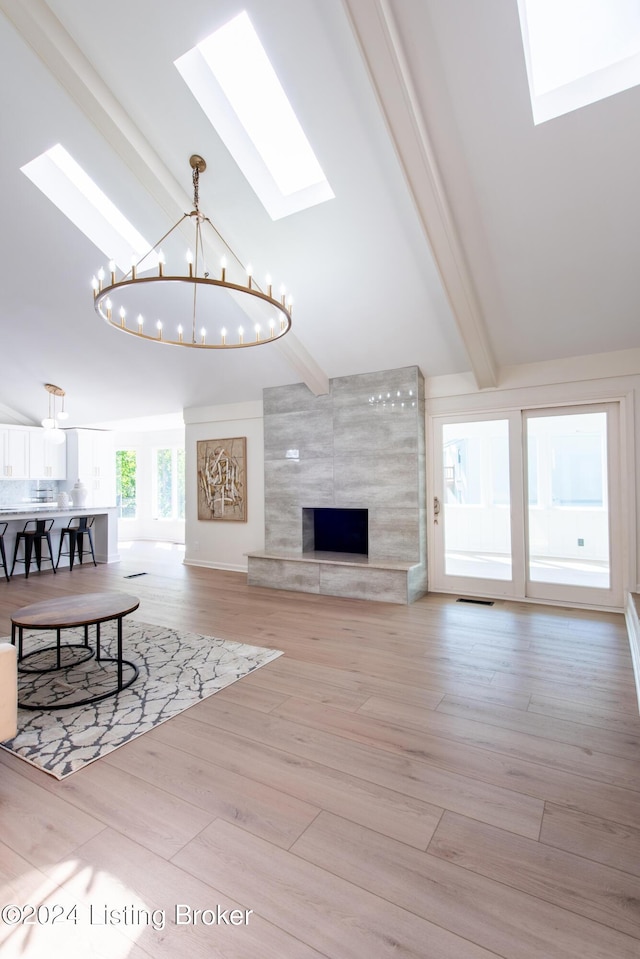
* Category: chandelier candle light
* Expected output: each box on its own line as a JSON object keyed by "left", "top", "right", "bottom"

{"left": 92, "top": 156, "right": 293, "bottom": 349}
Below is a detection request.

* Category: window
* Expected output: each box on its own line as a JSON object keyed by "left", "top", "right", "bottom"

{"left": 490, "top": 435, "right": 510, "bottom": 506}
{"left": 443, "top": 436, "right": 483, "bottom": 505}
{"left": 517, "top": 0, "right": 640, "bottom": 123}
{"left": 441, "top": 419, "right": 512, "bottom": 581}
{"left": 21, "top": 145, "right": 157, "bottom": 272}
{"left": 443, "top": 420, "right": 511, "bottom": 507}
{"left": 527, "top": 411, "right": 607, "bottom": 507}
{"left": 153, "top": 448, "right": 185, "bottom": 520}
{"left": 550, "top": 433, "right": 604, "bottom": 506}
{"left": 175, "top": 11, "right": 333, "bottom": 219}
{"left": 116, "top": 450, "right": 137, "bottom": 518}
{"left": 527, "top": 436, "right": 539, "bottom": 506}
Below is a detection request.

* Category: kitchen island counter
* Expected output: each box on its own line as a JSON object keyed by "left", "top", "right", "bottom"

{"left": 0, "top": 507, "right": 118, "bottom": 573}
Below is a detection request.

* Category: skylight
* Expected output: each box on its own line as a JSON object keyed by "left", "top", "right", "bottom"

{"left": 517, "top": 0, "right": 640, "bottom": 124}
{"left": 175, "top": 11, "right": 334, "bottom": 219}
{"left": 20, "top": 144, "right": 157, "bottom": 272}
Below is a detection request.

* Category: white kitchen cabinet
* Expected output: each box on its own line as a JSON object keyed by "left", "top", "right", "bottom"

{"left": 65, "top": 429, "right": 115, "bottom": 506}
{"left": 28, "top": 430, "right": 67, "bottom": 480}
{"left": 1, "top": 428, "right": 30, "bottom": 479}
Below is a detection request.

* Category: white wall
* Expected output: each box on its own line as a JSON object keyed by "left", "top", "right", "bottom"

{"left": 112, "top": 426, "right": 185, "bottom": 544}
{"left": 184, "top": 401, "right": 265, "bottom": 572}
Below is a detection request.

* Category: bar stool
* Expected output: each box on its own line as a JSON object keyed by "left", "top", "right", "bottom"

{"left": 56, "top": 516, "right": 97, "bottom": 571}
{"left": 11, "top": 519, "right": 57, "bottom": 579}
{"left": 0, "top": 522, "right": 9, "bottom": 582}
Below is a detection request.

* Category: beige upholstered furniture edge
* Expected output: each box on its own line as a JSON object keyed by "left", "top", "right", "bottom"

{"left": 0, "top": 643, "right": 17, "bottom": 741}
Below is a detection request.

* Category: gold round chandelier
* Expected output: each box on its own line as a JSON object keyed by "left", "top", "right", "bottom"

{"left": 92, "top": 155, "right": 292, "bottom": 350}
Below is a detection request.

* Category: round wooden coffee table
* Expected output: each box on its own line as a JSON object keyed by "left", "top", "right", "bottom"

{"left": 11, "top": 591, "right": 140, "bottom": 710}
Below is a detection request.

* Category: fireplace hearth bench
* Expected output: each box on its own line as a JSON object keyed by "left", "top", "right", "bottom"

{"left": 247, "top": 549, "right": 426, "bottom": 604}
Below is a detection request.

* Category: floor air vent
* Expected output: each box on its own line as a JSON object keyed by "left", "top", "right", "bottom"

{"left": 456, "top": 597, "right": 494, "bottom": 606}
{"left": 124, "top": 572, "right": 148, "bottom": 579}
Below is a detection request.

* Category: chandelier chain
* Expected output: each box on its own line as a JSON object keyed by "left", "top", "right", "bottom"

{"left": 192, "top": 164, "right": 200, "bottom": 214}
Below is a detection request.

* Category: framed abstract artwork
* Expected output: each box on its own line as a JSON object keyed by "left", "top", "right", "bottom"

{"left": 197, "top": 436, "right": 247, "bottom": 522}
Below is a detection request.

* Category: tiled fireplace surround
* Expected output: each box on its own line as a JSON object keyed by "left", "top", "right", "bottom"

{"left": 247, "top": 366, "right": 427, "bottom": 603}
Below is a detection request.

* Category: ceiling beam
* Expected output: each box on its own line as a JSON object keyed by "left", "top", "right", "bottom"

{"left": 342, "top": 0, "right": 497, "bottom": 390}
{"left": 273, "top": 333, "right": 330, "bottom": 397}
{"left": 0, "top": 401, "right": 35, "bottom": 426}
{"left": 0, "top": 0, "right": 329, "bottom": 396}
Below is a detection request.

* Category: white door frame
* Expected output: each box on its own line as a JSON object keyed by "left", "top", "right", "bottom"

{"left": 429, "top": 395, "right": 632, "bottom": 610}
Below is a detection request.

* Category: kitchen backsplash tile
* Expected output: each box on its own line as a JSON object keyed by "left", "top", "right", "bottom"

{"left": 0, "top": 478, "right": 62, "bottom": 508}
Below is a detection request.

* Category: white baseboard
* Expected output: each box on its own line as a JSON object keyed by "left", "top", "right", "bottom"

{"left": 624, "top": 592, "right": 640, "bottom": 715}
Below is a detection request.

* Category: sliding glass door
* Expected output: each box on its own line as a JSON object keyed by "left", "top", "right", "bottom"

{"left": 432, "top": 403, "right": 622, "bottom": 607}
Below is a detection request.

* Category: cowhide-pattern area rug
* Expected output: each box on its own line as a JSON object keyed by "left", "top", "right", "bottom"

{"left": 0, "top": 621, "right": 282, "bottom": 779}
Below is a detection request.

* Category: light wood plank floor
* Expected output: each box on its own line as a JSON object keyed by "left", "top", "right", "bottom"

{"left": 1, "top": 544, "right": 640, "bottom": 958}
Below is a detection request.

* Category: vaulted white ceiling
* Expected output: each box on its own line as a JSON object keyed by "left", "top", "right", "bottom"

{"left": 1, "top": 0, "right": 639, "bottom": 428}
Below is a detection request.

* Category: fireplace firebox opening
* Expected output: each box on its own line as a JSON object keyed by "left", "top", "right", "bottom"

{"left": 303, "top": 508, "right": 368, "bottom": 556}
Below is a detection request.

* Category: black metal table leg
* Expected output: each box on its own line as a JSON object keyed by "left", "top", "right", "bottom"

{"left": 117, "top": 615, "right": 123, "bottom": 689}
